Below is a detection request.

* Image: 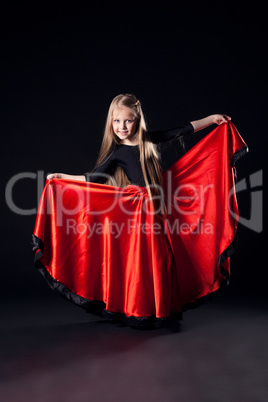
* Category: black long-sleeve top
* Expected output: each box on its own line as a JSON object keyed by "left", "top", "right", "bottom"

{"left": 84, "top": 122, "right": 194, "bottom": 187}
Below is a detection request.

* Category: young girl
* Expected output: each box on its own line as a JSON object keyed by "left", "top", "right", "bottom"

{"left": 33, "top": 93, "right": 247, "bottom": 328}
{"left": 47, "top": 94, "right": 231, "bottom": 191}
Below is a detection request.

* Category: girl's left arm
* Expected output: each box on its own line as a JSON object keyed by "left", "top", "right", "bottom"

{"left": 190, "top": 114, "right": 231, "bottom": 132}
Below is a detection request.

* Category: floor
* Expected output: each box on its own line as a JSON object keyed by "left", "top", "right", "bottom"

{"left": 1, "top": 291, "right": 268, "bottom": 402}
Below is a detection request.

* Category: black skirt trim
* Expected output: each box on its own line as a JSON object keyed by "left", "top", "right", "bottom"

{"left": 217, "top": 144, "right": 249, "bottom": 278}
{"left": 232, "top": 145, "right": 249, "bottom": 166}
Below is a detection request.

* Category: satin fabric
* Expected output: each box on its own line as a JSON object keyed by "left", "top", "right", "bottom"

{"left": 33, "top": 121, "right": 248, "bottom": 319}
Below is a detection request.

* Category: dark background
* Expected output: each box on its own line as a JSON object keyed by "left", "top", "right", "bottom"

{"left": 1, "top": 0, "right": 266, "bottom": 302}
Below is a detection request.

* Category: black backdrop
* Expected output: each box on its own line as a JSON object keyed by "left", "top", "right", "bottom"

{"left": 1, "top": 1, "right": 266, "bottom": 301}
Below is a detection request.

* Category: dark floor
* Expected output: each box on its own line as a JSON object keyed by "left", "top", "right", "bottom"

{"left": 1, "top": 291, "right": 268, "bottom": 402}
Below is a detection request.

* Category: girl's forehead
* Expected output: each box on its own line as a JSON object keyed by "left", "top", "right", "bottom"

{"left": 113, "top": 107, "right": 136, "bottom": 119}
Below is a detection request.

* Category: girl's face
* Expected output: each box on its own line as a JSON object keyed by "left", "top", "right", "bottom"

{"left": 112, "top": 107, "right": 138, "bottom": 143}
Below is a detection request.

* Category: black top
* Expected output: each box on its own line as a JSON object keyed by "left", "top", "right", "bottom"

{"left": 84, "top": 122, "right": 194, "bottom": 187}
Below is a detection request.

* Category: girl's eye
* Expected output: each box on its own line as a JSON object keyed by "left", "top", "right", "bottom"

{"left": 127, "top": 120, "right": 133, "bottom": 123}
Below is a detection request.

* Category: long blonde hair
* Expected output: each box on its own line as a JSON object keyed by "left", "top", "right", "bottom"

{"left": 92, "top": 94, "right": 167, "bottom": 217}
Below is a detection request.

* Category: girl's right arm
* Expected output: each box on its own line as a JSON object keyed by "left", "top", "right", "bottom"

{"left": 190, "top": 114, "right": 231, "bottom": 132}
{"left": 48, "top": 150, "right": 117, "bottom": 183}
{"left": 47, "top": 173, "right": 86, "bottom": 181}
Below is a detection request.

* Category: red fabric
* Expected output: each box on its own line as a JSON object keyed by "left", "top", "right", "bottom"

{"left": 33, "top": 121, "right": 247, "bottom": 318}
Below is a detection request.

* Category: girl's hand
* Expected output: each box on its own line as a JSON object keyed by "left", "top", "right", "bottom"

{"left": 47, "top": 173, "right": 63, "bottom": 180}
{"left": 212, "top": 114, "right": 231, "bottom": 125}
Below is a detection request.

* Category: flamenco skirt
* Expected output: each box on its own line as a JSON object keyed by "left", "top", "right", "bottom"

{"left": 32, "top": 122, "right": 248, "bottom": 327}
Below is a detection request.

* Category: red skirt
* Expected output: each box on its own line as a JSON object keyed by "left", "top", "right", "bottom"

{"left": 32, "top": 122, "right": 248, "bottom": 327}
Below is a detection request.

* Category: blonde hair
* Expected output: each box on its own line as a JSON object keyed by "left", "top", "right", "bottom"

{"left": 93, "top": 93, "right": 167, "bottom": 217}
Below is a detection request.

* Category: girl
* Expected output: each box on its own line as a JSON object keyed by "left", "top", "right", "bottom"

{"left": 33, "top": 93, "right": 247, "bottom": 328}
{"left": 47, "top": 94, "right": 231, "bottom": 195}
